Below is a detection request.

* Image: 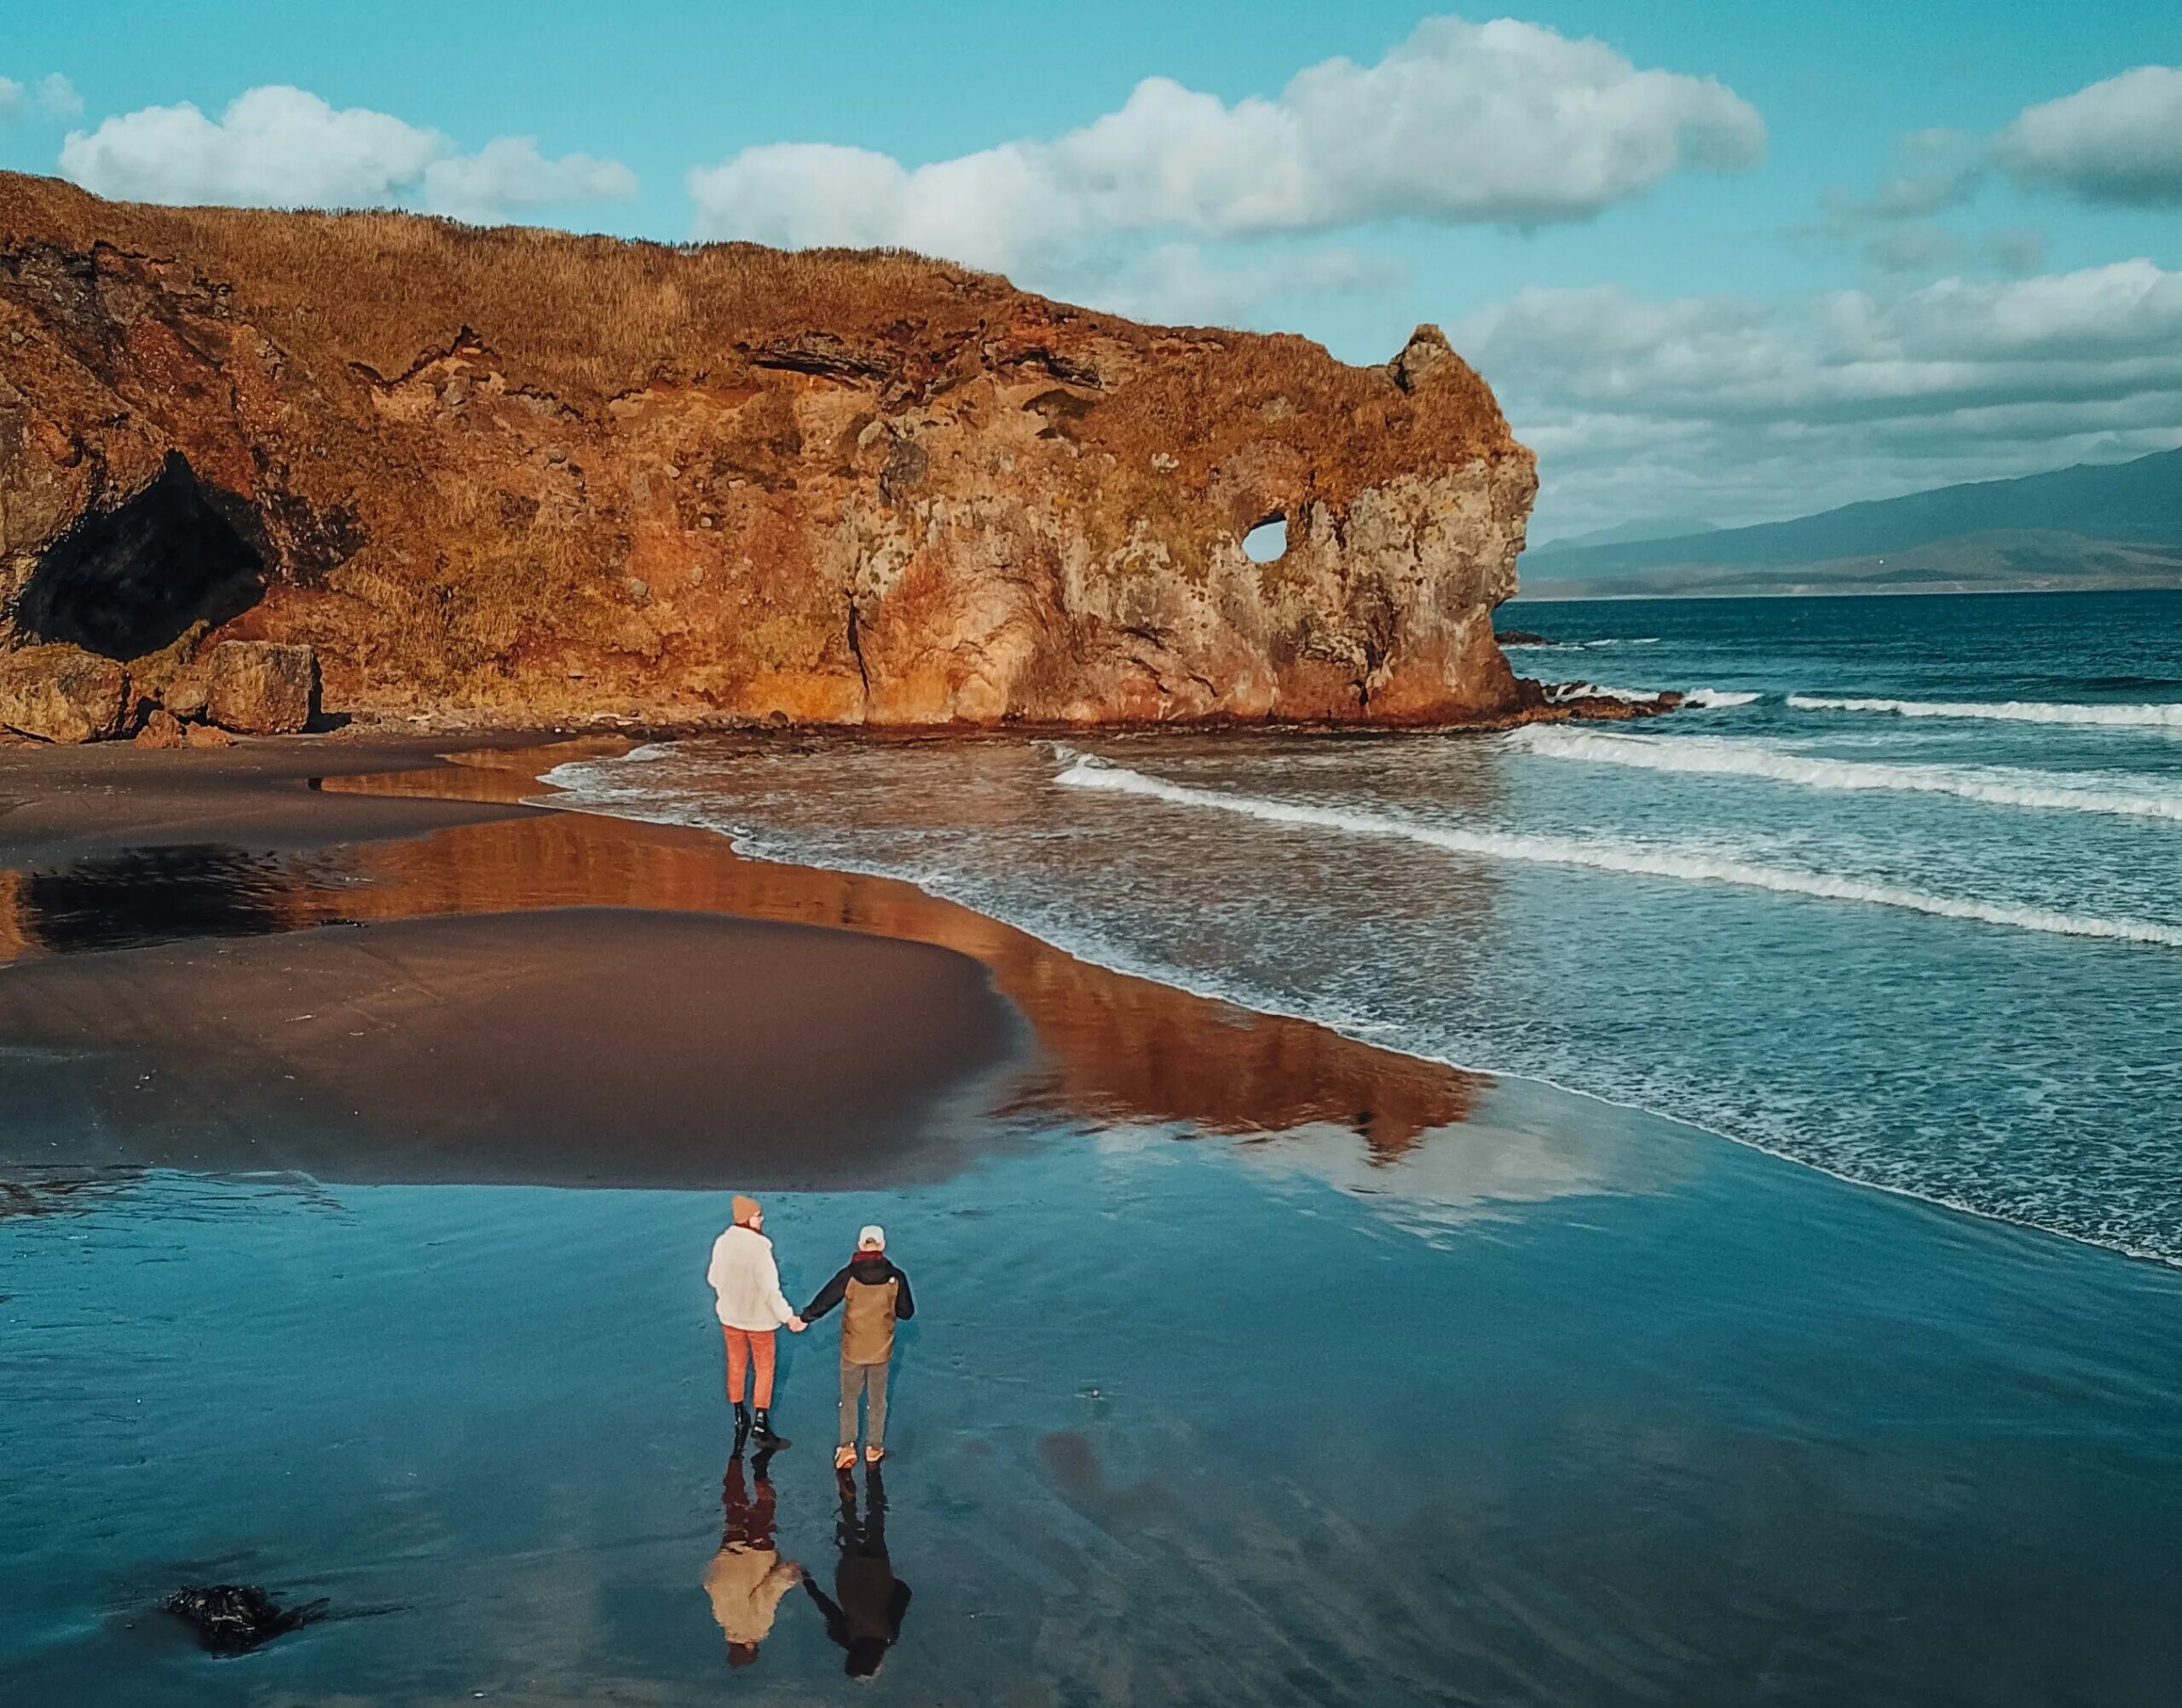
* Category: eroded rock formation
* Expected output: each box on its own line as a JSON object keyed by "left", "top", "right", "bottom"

{"left": 0, "top": 643, "right": 127, "bottom": 741}
{"left": 204, "top": 639, "right": 317, "bottom": 734}
{"left": 0, "top": 173, "right": 1537, "bottom": 728}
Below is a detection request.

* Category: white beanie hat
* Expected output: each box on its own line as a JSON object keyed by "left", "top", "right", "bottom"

{"left": 857, "top": 1224, "right": 886, "bottom": 1250}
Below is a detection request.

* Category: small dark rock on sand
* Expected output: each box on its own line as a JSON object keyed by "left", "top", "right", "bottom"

{"left": 163, "top": 1584, "right": 329, "bottom": 1653}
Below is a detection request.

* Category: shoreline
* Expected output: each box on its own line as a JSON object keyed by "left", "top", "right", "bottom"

{"left": 11, "top": 733, "right": 2182, "bottom": 1706}
{"left": 3, "top": 727, "right": 2171, "bottom": 1269}
{"left": 521, "top": 735, "right": 2182, "bottom": 1276}
{"left": 0, "top": 732, "right": 1489, "bottom": 1186}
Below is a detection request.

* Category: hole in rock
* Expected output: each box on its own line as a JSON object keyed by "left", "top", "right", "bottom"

{"left": 15, "top": 453, "right": 265, "bottom": 660}
{"left": 1242, "top": 516, "right": 1288, "bottom": 563}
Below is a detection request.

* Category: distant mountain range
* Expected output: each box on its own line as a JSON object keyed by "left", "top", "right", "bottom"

{"left": 1517, "top": 447, "right": 2182, "bottom": 600}
{"left": 1537, "top": 515, "right": 1720, "bottom": 551}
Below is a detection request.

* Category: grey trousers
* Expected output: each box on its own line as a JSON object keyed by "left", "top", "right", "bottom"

{"left": 839, "top": 1357, "right": 890, "bottom": 1450}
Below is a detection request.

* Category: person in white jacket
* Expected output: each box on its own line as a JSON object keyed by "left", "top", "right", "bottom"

{"left": 707, "top": 1194, "right": 805, "bottom": 1451}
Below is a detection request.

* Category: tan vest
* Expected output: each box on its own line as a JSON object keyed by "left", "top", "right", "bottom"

{"left": 841, "top": 1274, "right": 900, "bottom": 1364}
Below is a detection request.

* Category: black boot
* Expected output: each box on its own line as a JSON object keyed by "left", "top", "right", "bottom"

{"left": 732, "top": 1400, "right": 752, "bottom": 1457}
{"left": 752, "top": 1407, "right": 792, "bottom": 1451}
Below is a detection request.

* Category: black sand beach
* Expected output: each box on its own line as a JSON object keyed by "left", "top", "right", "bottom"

{"left": 4, "top": 734, "right": 2181, "bottom": 1706}
{"left": 1, "top": 736, "right": 1485, "bottom": 1185}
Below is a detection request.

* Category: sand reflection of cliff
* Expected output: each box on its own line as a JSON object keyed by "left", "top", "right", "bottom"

{"left": 0, "top": 742, "right": 1486, "bottom": 1154}
{"left": 321, "top": 751, "right": 1486, "bottom": 1152}
{"left": 0, "top": 869, "right": 25, "bottom": 963}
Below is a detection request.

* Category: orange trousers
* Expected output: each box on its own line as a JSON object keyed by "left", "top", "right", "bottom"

{"left": 721, "top": 1325, "right": 777, "bottom": 1409}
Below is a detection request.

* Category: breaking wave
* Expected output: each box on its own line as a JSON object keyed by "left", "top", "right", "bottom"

{"left": 1789, "top": 694, "right": 2182, "bottom": 729}
{"left": 1544, "top": 684, "right": 1756, "bottom": 709}
{"left": 1543, "top": 681, "right": 1665, "bottom": 705}
{"left": 1502, "top": 637, "right": 1661, "bottom": 650}
{"left": 1508, "top": 726, "right": 2182, "bottom": 822}
{"left": 1056, "top": 756, "right": 2182, "bottom": 948}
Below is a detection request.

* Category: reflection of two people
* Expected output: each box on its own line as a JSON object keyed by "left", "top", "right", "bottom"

{"left": 705, "top": 1452, "right": 912, "bottom": 1677}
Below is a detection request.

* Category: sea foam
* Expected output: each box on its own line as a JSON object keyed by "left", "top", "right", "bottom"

{"left": 1544, "top": 681, "right": 1666, "bottom": 705}
{"left": 1789, "top": 694, "right": 2182, "bottom": 729}
{"left": 1509, "top": 726, "right": 2182, "bottom": 821}
{"left": 1055, "top": 756, "right": 2182, "bottom": 948}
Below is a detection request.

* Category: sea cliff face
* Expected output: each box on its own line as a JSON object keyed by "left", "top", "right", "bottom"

{"left": 0, "top": 173, "right": 1535, "bottom": 728}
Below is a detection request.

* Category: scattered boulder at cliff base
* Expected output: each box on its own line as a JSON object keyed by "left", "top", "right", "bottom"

{"left": 134, "top": 707, "right": 187, "bottom": 748}
{"left": 0, "top": 644, "right": 130, "bottom": 743}
{"left": 204, "top": 641, "right": 319, "bottom": 735}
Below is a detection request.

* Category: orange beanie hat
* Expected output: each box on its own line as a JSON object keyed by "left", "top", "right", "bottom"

{"left": 731, "top": 1194, "right": 760, "bottom": 1226}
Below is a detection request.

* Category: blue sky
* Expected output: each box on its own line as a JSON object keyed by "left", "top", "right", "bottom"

{"left": 6, "top": 3, "right": 2179, "bottom": 540}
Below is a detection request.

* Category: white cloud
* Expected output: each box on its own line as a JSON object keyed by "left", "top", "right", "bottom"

{"left": 61, "top": 86, "right": 442, "bottom": 207}
{"left": 1458, "top": 263, "right": 2182, "bottom": 536}
{"left": 1997, "top": 66, "right": 2182, "bottom": 206}
{"left": 1821, "top": 129, "right": 1985, "bottom": 227}
{"left": 1055, "top": 242, "right": 1409, "bottom": 327}
{"left": 421, "top": 136, "right": 637, "bottom": 224}
{"left": 1466, "top": 262, "right": 2182, "bottom": 418}
{"left": 1982, "top": 227, "right": 2046, "bottom": 277}
{"left": 34, "top": 73, "right": 82, "bottom": 119}
{"left": 1864, "top": 224, "right": 1964, "bottom": 275}
{"left": 1802, "top": 129, "right": 2023, "bottom": 282}
{"left": 1, "top": 72, "right": 81, "bottom": 122}
{"left": 57, "top": 84, "right": 635, "bottom": 222}
{"left": 687, "top": 15, "right": 1763, "bottom": 271}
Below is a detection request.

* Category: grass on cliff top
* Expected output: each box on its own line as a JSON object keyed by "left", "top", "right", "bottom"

{"left": 4, "top": 172, "right": 1085, "bottom": 398}
{"left": 0, "top": 171, "right": 1519, "bottom": 477}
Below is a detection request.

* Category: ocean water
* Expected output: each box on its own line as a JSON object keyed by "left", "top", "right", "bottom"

{"left": 548, "top": 591, "right": 2182, "bottom": 1267}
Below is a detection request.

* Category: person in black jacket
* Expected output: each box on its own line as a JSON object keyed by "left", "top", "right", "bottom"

{"left": 804, "top": 1225, "right": 915, "bottom": 1469}
{"left": 803, "top": 1462, "right": 911, "bottom": 1678}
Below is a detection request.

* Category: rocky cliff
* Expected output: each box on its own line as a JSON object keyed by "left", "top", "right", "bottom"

{"left": 0, "top": 172, "right": 1536, "bottom": 729}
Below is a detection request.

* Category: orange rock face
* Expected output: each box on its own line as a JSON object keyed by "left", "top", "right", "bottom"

{"left": 0, "top": 643, "right": 130, "bottom": 742}
{"left": 0, "top": 174, "right": 1536, "bottom": 727}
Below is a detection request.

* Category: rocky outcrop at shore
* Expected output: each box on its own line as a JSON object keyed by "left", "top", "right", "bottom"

{"left": 0, "top": 633, "right": 309, "bottom": 744}
{"left": 0, "top": 173, "right": 1538, "bottom": 730}
{"left": 0, "top": 643, "right": 128, "bottom": 742}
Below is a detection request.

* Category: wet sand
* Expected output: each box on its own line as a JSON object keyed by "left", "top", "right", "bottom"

{"left": 0, "top": 731, "right": 581, "bottom": 863}
{"left": 7, "top": 736, "right": 2182, "bottom": 1706}
{"left": 0, "top": 735, "right": 1486, "bottom": 1185}
{"left": 0, "top": 909, "right": 1023, "bottom": 1186}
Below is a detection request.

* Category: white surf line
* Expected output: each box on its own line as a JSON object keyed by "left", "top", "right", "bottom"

{"left": 1543, "top": 683, "right": 1756, "bottom": 708}
{"left": 1056, "top": 756, "right": 2182, "bottom": 948}
{"left": 1789, "top": 693, "right": 2182, "bottom": 729}
{"left": 1509, "top": 725, "right": 2182, "bottom": 822}
{"left": 1544, "top": 681, "right": 1665, "bottom": 705}
{"left": 538, "top": 741, "right": 2182, "bottom": 1268}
